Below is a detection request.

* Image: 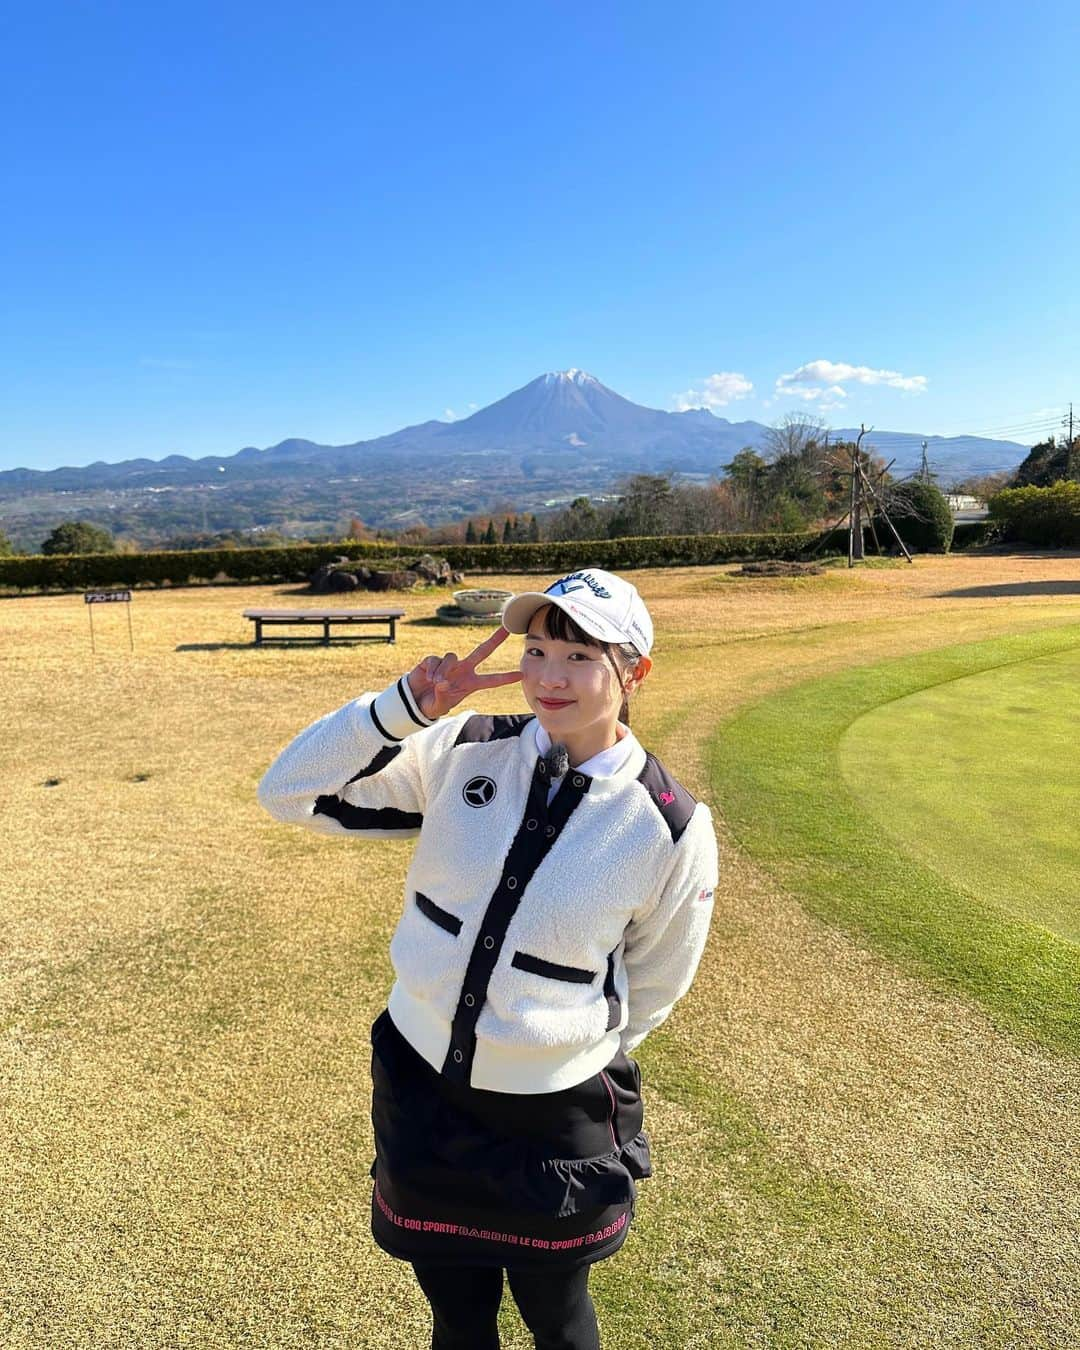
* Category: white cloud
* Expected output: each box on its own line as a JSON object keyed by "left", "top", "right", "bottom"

{"left": 798, "top": 384, "right": 847, "bottom": 403}
{"left": 673, "top": 371, "right": 753, "bottom": 411}
{"left": 444, "top": 408, "right": 459, "bottom": 421}
{"left": 776, "top": 359, "right": 927, "bottom": 406}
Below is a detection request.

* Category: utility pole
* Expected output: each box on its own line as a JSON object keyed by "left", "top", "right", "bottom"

{"left": 918, "top": 440, "right": 931, "bottom": 485}
{"left": 1064, "top": 403, "right": 1076, "bottom": 480}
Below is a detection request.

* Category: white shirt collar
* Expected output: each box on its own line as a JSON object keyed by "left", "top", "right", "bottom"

{"left": 533, "top": 719, "right": 636, "bottom": 781}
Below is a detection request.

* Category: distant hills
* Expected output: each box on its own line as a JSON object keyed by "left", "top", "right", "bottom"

{"left": 0, "top": 370, "right": 1031, "bottom": 549}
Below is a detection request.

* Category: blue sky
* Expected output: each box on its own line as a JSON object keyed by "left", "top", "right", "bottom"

{"left": 4, "top": 1, "right": 1078, "bottom": 471}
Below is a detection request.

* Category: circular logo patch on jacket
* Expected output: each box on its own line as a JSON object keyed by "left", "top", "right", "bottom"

{"left": 462, "top": 776, "right": 497, "bottom": 807}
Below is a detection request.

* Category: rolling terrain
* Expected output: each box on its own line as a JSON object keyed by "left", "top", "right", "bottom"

{"left": 0, "top": 372, "right": 1029, "bottom": 551}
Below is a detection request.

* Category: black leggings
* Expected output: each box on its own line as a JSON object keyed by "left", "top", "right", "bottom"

{"left": 412, "top": 1260, "right": 601, "bottom": 1350}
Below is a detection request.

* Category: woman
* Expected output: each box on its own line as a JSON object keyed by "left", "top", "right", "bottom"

{"left": 258, "top": 568, "right": 718, "bottom": 1350}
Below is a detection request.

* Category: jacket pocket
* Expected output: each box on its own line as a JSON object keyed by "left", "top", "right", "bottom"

{"left": 415, "top": 891, "right": 462, "bottom": 936}
{"left": 511, "top": 950, "right": 596, "bottom": 984}
{"left": 604, "top": 949, "right": 620, "bottom": 1031}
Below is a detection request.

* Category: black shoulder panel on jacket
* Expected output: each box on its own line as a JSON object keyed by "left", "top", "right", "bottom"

{"left": 453, "top": 714, "right": 535, "bottom": 747}
{"left": 636, "top": 753, "right": 697, "bottom": 843}
{"left": 346, "top": 744, "right": 402, "bottom": 785}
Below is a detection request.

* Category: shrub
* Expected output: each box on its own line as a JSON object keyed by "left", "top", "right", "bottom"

{"left": 951, "top": 520, "right": 997, "bottom": 550}
{"left": 988, "top": 482, "right": 1080, "bottom": 547}
{"left": 874, "top": 482, "right": 954, "bottom": 553}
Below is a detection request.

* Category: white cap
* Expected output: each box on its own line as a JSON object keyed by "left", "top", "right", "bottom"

{"left": 501, "top": 568, "right": 654, "bottom": 655}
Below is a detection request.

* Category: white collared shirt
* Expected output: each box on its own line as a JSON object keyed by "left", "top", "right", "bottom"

{"left": 533, "top": 720, "right": 635, "bottom": 803}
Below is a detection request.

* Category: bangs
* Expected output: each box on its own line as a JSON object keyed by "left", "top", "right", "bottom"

{"left": 536, "top": 603, "right": 603, "bottom": 648}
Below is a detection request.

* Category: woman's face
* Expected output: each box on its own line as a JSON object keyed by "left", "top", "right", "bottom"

{"left": 518, "top": 604, "right": 627, "bottom": 747}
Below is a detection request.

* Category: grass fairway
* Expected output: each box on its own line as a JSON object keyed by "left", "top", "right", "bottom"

{"left": 841, "top": 645, "right": 1080, "bottom": 944}
{"left": 710, "top": 624, "right": 1080, "bottom": 1054}
{"left": 2, "top": 556, "right": 1079, "bottom": 1347}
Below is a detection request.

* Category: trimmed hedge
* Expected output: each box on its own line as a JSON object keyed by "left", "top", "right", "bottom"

{"left": 0, "top": 542, "right": 399, "bottom": 593}
{"left": 0, "top": 530, "right": 847, "bottom": 594}
{"left": 988, "top": 482, "right": 1080, "bottom": 547}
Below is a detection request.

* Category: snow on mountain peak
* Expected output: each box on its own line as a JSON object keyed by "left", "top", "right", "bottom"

{"left": 544, "top": 368, "right": 599, "bottom": 387}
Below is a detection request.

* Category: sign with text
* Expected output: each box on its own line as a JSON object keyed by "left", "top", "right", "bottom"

{"left": 85, "top": 590, "right": 132, "bottom": 604}
{"left": 84, "top": 590, "right": 134, "bottom": 651}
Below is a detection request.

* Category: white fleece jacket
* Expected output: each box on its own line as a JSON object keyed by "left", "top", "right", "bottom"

{"left": 257, "top": 675, "right": 718, "bottom": 1094}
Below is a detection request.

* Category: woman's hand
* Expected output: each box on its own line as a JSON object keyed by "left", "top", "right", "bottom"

{"left": 407, "top": 626, "right": 523, "bottom": 721}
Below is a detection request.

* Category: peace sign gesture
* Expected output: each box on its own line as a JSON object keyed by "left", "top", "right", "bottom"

{"left": 406, "top": 626, "right": 523, "bottom": 721}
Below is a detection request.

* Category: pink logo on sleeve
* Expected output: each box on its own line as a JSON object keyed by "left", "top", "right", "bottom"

{"left": 658, "top": 790, "right": 675, "bottom": 806}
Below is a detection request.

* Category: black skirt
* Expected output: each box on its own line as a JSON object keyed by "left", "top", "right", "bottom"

{"left": 369, "top": 1008, "right": 652, "bottom": 1269}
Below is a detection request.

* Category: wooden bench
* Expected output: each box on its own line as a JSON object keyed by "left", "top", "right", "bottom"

{"left": 243, "top": 608, "right": 405, "bottom": 646}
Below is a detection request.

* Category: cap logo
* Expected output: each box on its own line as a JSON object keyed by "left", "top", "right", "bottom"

{"left": 548, "top": 571, "right": 612, "bottom": 601}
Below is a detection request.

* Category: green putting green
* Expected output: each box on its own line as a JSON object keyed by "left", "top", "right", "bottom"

{"left": 709, "top": 623, "right": 1080, "bottom": 1054}
{"left": 840, "top": 647, "right": 1080, "bottom": 944}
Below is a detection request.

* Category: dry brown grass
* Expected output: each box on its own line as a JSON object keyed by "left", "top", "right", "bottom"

{"left": 1, "top": 552, "right": 1078, "bottom": 1347}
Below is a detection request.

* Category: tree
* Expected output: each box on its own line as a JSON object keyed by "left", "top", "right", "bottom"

{"left": 41, "top": 520, "right": 116, "bottom": 555}
{"left": 465, "top": 520, "right": 478, "bottom": 544}
{"left": 722, "top": 448, "right": 768, "bottom": 527}
{"left": 0, "top": 528, "right": 13, "bottom": 557}
{"left": 723, "top": 448, "right": 767, "bottom": 495}
{"left": 1013, "top": 437, "right": 1071, "bottom": 489}
{"left": 757, "top": 415, "right": 838, "bottom": 526}
{"left": 547, "top": 496, "right": 601, "bottom": 541}
{"left": 527, "top": 514, "right": 540, "bottom": 543}
{"left": 502, "top": 518, "right": 513, "bottom": 544}
{"left": 763, "top": 413, "right": 829, "bottom": 463}
{"left": 483, "top": 519, "right": 498, "bottom": 545}
{"left": 607, "top": 474, "right": 674, "bottom": 537}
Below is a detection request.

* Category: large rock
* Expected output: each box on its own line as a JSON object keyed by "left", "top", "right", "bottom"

{"left": 309, "top": 556, "right": 353, "bottom": 592}
{"left": 325, "top": 569, "right": 360, "bottom": 592}
{"left": 309, "top": 554, "right": 454, "bottom": 593}
{"left": 407, "top": 553, "right": 453, "bottom": 584}
{"left": 366, "top": 569, "right": 421, "bottom": 591}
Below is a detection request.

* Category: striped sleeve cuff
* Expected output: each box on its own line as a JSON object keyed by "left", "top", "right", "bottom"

{"left": 369, "top": 675, "right": 436, "bottom": 742}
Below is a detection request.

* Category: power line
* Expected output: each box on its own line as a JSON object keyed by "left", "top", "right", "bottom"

{"left": 941, "top": 412, "right": 1063, "bottom": 436}
{"left": 858, "top": 420, "right": 1058, "bottom": 442}
{"left": 828, "top": 411, "right": 1065, "bottom": 445}
{"left": 839, "top": 408, "right": 1066, "bottom": 440}
{"left": 852, "top": 424, "right": 1059, "bottom": 452}
{"left": 921, "top": 417, "right": 1063, "bottom": 440}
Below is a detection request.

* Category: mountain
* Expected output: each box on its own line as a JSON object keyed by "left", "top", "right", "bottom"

{"left": 0, "top": 370, "right": 1032, "bottom": 548}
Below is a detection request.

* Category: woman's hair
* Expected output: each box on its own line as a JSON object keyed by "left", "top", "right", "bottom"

{"left": 535, "top": 603, "right": 645, "bottom": 726}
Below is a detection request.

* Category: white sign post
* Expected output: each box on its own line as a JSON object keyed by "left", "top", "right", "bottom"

{"left": 85, "top": 590, "right": 134, "bottom": 652}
